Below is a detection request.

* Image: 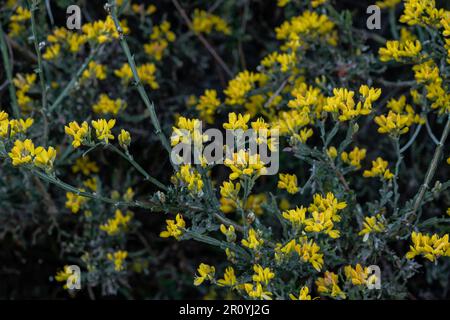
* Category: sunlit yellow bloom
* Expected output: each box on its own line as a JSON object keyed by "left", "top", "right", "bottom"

{"left": 217, "top": 266, "right": 237, "bottom": 287}
{"left": 65, "top": 121, "right": 89, "bottom": 148}
{"left": 92, "top": 94, "right": 125, "bottom": 115}
{"left": 224, "top": 149, "right": 267, "bottom": 180}
{"left": 289, "top": 286, "right": 312, "bottom": 300}
{"left": 8, "top": 139, "right": 35, "bottom": 166}
{"left": 296, "top": 237, "right": 324, "bottom": 271}
{"left": 81, "top": 61, "right": 107, "bottom": 81}
{"left": 400, "top": 0, "right": 446, "bottom": 27}
{"left": 42, "top": 44, "right": 61, "bottom": 60}
{"left": 358, "top": 214, "right": 386, "bottom": 240}
{"left": 192, "top": 9, "right": 231, "bottom": 35}
{"left": 160, "top": 213, "right": 185, "bottom": 240}
{"left": 194, "top": 263, "right": 215, "bottom": 286}
{"left": 278, "top": 173, "right": 299, "bottom": 194}
{"left": 34, "top": 146, "right": 57, "bottom": 170}
{"left": 327, "top": 146, "right": 338, "bottom": 159}
{"left": 241, "top": 228, "right": 264, "bottom": 250}
{"left": 196, "top": 89, "right": 221, "bottom": 124}
{"left": 224, "top": 71, "right": 265, "bottom": 105}
{"left": 282, "top": 206, "right": 307, "bottom": 228}
{"left": 344, "top": 264, "right": 378, "bottom": 286}
{"left": 100, "top": 209, "right": 132, "bottom": 236}
{"left": 65, "top": 191, "right": 88, "bottom": 214}
{"left": 91, "top": 119, "right": 115, "bottom": 143}
{"left": 118, "top": 129, "right": 131, "bottom": 148}
{"left": 252, "top": 265, "right": 275, "bottom": 285}
{"left": 379, "top": 40, "right": 422, "bottom": 62}
{"left": 406, "top": 232, "right": 450, "bottom": 261}
{"left": 363, "top": 157, "right": 394, "bottom": 180}
{"left": 223, "top": 112, "right": 251, "bottom": 131}
{"left": 243, "top": 282, "right": 273, "bottom": 300}
{"left": 172, "top": 164, "right": 204, "bottom": 193}
{"left": 107, "top": 250, "right": 128, "bottom": 271}
{"left": 316, "top": 271, "right": 346, "bottom": 299}
{"left": 341, "top": 147, "right": 366, "bottom": 170}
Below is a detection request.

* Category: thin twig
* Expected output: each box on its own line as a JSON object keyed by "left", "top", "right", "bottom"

{"left": 107, "top": 2, "right": 173, "bottom": 159}
{"left": 425, "top": 116, "right": 440, "bottom": 145}
{"left": 264, "top": 77, "right": 289, "bottom": 109}
{"left": 171, "top": 0, "right": 233, "bottom": 78}
{"left": 408, "top": 114, "right": 450, "bottom": 220}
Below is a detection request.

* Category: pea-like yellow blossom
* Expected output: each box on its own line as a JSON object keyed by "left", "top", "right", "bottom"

{"left": 406, "top": 232, "right": 450, "bottom": 262}
{"left": 160, "top": 213, "right": 185, "bottom": 240}
{"left": 316, "top": 271, "right": 346, "bottom": 299}
{"left": 91, "top": 119, "right": 116, "bottom": 143}
{"left": 100, "top": 209, "right": 132, "bottom": 236}
{"left": 194, "top": 263, "right": 215, "bottom": 286}
{"left": 363, "top": 157, "right": 394, "bottom": 180}
{"left": 107, "top": 250, "right": 128, "bottom": 271}
{"left": 278, "top": 173, "right": 299, "bottom": 194}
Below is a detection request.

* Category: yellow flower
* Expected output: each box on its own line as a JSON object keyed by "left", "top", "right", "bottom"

{"left": 289, "top": 286, "right": 312, "bottom": 300}
{"left": 91, "top": 119, "right": 115, "bottom": 143}
{"left": 363, "top": 157, "right": 394, "bottom": 180}
{"left": 118, "top": 129, "right": 131, "bottom": 148}
{"left": 295, "top": 237, "right": 324, "bottom": 271}
{"left": 327, "top": 146, "right": 338, "bottom": 159}
{"left": 160, "top": 213, "right": 185, "bottom": 240}
{"left": 172, "top": 164, "right": 204, "bottom": 193}
{"left": 137, "top": 63, "right": 159, "bottom": 89}
{"left": 406, "top": 232, "right": 450, "bottom": 261}
{"left": 92, "top": 94, "right": 125, "bottom": 115}
{"left": 65, "top": 121, "right": 89, "bottom": 148}
{"left": 316, "top": 271, "right": 346, "bottom": 299}
{"left": 100, "top": 209, "right": 132, "bottom": 236}
{"left": 400, "top": 0, "right": 446, "bottom": 27}
{"left": 304, "top": 209, "right": 341, "bottom": 239}
{"left": 224, "top": 149, "right": 267, "bottom": 180}
{"left": 341, "top": 147, "right": 366, "bottom": 169}
{"left": 42, "top": 44, "right": 61, "bottom": 60}
{"left": 65, "top": 191, "right": 88, "bottom": 214}
{"left": 224, "top": 71, "right": 265, "bottom": 105}
{"left": 72, "top": 156, "right": 99, "bottom": 175}
{"left": 8, "top": 6, "right": 31, "bottom": 37}
{"left": 196, "top": 89, "right": 221, "bottom": 124}
{"left": 308, "top": 192, "right": 347, "bottom": 222}
{"left": 344, "top": 264, "right": 378, "bottom": 286}
{"left": 282, "top": 206, "right": 307, "bottom": 228}
{"left": 8, "top": 139, "right": 35, "bottom": 166}
{"left": 34, "top": 146, "right": 57, "bottom": 170}
{"left": 81, "top": 61, "right": 107, "bottom": 81}
{"left": 379, "top": 40, "right": 422, "bottom": 62}
{"left": 9, "top": 118, "right": 34, "bottom": 136}
{"left": 144, "top": 21, "right": 175, "bottom": 61}
{"left": 241, "top": 228, "right": 264, "bottom": 250}
{"left": 220, "top": 224, "right": 236, "bottom": 242}
{"left": 107, "top": 250, "right": 128, "bottom": 271}
{"left": 194, "top": 263, "right": 215, "bottom": 286}
{"left": 374, "top": 111, "right": 411, "bottom": 136}
{"left": 55, "top": 265, "right": 80, "bottom": 290}
{"left": 223, "top": 112, "right": 251, "bottom": 131}
{"left": 192, "top": 9, "right": 231, "bottom": 35}
{"left": 252, "top": 265, "right": 275, "bottom": 285}
{"left": 243, "top": 282, "right": 273, "bottom": 300}
{"left": 278, "top": 173, "right": 299, "bottom": 194}
{"left": 218, "top": 266, "right": 237, "bottom": 287}
{"left": 82, "top": 16, "right": 127, "bottom": 44}
{"left": 358, "top": 214, "right": 386, "bottom": 239}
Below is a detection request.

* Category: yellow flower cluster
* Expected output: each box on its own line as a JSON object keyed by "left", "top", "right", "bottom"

{"left": 81, "top": 62, "right": 107, "bottom": 82}
{"left": 114, "top": 62, "right": 159, "bottom": 89}
{"left": 192, "top": 9, "right": 231, "bottom": 35}
{"left": 91, "top": 119, "right": 116, "bottom": 143}
{"left": 324, "top": 86, "right": 381, "bottom": 122}
{"left": 194, "top": 263, "right": 215, "bottom": 286}
{"left": 65, "top": 121, "right": 89, "bottom": 148}
{"left": 341, "top": 147, "right": 366, "bottom": 170}
{"left": 275, "top": 11, "right": 337, "bottom": 50}
{"left": 100, "top": 209, "right": 132, "bottom": 236}
{"left": 400, "top": 0, "right": 447, "bottom": 28}
{"left": 275, "top": 237, "right": 324, "bottom": 272}
{"left": 160, "top": 213, "right": 186, "bottom": 240}
{"left": 241, "top": 228, "right": 264, "bottom": 250}
{"left": 13, "top": 73, "right": 36, "bottom": 112}
{"left": 144, "top": 21, "right": 176, "bottom": 61}
{"left": 224, "top": 71, "right": 266, "bottom": 105}
{"left": 406, "top": 232, "right": 450, "bottom": 261}
{"left": 358, "top": 214, "right": 386, "bottom": 240}
{"left": 55, "top": 265, "right": 80, "bottom": 290}
{"left": 344, "top": 264, "right": 378, "bottom": 286}
{"left": 195, "top": 89, "right": 221, "bottom": 124}
{"left": 413, "top": 60, "right": 450, "bottom": 114}
{"left": 315, "top": 271, "right": 346, "bottom": 299}
{"left": 8, "top": 6, "right": 30, "bottom": 37}
{"left": 82, "top": 16, "right": 128, "bottom": 44}
{"left": 172, "top": 164, "right": 204, "bottom": 193}
{"left": 224, "top": 149, "right": 267, "bottom": 180}
{"left": 171, "top": 116, "right": 207, "bottom": 147}
{"left": 65, "top": 191, "right": 88, "bottom": 214}
{"left": 379, "top": 40, "right": 422, "bottom": 62}
{"left": 241, "top": 265, "right": 274, "bottom": 300}
{"left": 92, "top": 94, "right": 126, "bottom": 115}
{"left": 107, "top": 250, "right": 128, "bottom": 271}
{"left": 277, "top": 173, "right": 299, "bottom": 194}
{"left": 118, "top": 129, "right": 131, "bottom": 149}
{"left": 0, "top": 111, "right": 33, "bottom": 138}
{"left": 289, "top": 286, "right": 312, "bottom": 300}
{"left": 45, "top": 27, "right": 87, "bottom": 58}
{"left": 8, "top": 139, "right": 56, "bottom": 171}
{"left": 277, "top": 0, "right": 326, "bottom": 8}
{"left": 217, "top": 266, "right": 237, "bottom": 287}
{"left": 261, "top": 51, "right": 297, "bottom": 72}
{"left": 363, "top": 157, "right": 394, "bottom": 180}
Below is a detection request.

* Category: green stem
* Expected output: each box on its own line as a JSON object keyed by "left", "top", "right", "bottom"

{"left": 389, "top": 8, "right": 399, "bottom": 40}
{"left": 106, "top": 144, "right": 167, "bottom": 191}
{"left": 0, "top": 23, "right": 20, "bottom": 118}
{"left": 393, "top": 138, "right": 402, "bottom": 213}
{"left": 409, "top": 114, "right": 450, "bottom": 220}
{"left": 107, "top": 2, "right": 172, "bottom": 159}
